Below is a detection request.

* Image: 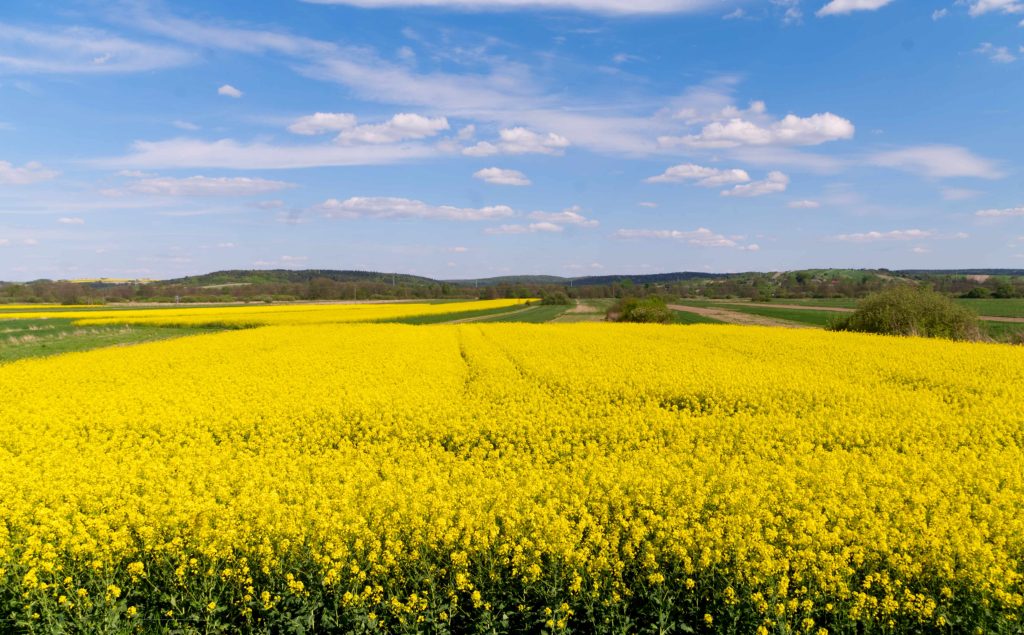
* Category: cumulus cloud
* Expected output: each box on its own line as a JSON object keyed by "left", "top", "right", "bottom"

{"left": 967, "top": 0, "right": 1024, "bottom": 16}
{"left": 0, "top": 160, "right": 58, "bottom": 185}
{"left": 218, "top": 84, "right": 243, "bottom": 98}
{"left": 870, "top": 145, "right": 1003, "bottom": 179}
{"left": 111, "top": 175, "right": 296, "bottom": 197}
{"left": 975, "top": 206, "right": 1024, "bottom": 217}
{"left": 833, "top": 229, "right": 937, "bottom": 242}
{"left": 645, "top": 163, "right": 750, "bottom": 186}
{"left": 335, "top": 113, "right": 449, "bottom": 144}
{"left": 721, "top": 171, "right": 789, "bottom": 197}
{"left": 485, "top": 222, "right": 563, "bottom": 234}
{"left": 300, "top": 0, "right": 732, "bottom": 15}
{"left": 57, "top": 217, "right": 85, "bottom": 225}
{"left": 288, "top": 112, "right": 358, "bottom": 135}
{"left": 473, "top": 167, "right": 531, "bottom": 186}
{"left": 932, "top": 8, "right": 948, "bottom": 19}
{"left": 463, "top": 127, "right": 570, "bottom": 156}
{"left": 527, "top": 206, "right": 598, "bottom": 227}
{"left": 660, "top": 109, "right": 854, "bottom": 149}
{"left": 615, "top": 227, "right": 756, "bottom": 249}
{"left": 788, "top": 199, "right": 821, "bottom": 209}
{"left": 317, "top": 196, "right": 514, "bottom": 221}
{"left": 816, "top": 0, "right": 896, "bottom": 17}
{"left": 975, "top": 42, "right": 1017, "bottom": 63}
{"left": 0, "top": 24, "right": 193, "bottom": 74}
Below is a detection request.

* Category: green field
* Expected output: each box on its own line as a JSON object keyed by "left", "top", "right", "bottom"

{"left": 670, "top": 309, "right": 725, "bottom": 325}
{"left": 474, "top": 304, "right": 571, "bottom": 323}
{"left": 0, "top": 318, "right": 220, "bottom": 364}
{"left": 722, "top": 305, "right": 839, "bottom": 327}
{"left": 753, "top": 297, "right": 1024, "bottom": 318}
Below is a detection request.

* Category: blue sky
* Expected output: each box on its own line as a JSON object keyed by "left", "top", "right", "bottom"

{"left": 0, "top": 0, "right": 1022, "bottom": 280}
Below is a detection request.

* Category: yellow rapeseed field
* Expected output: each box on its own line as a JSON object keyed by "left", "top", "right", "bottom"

{"left": 1, "top": 323, "right": 1022, "bottom": 633}
{"left": 0, "top": 299, "right": 528, "bottom": 328}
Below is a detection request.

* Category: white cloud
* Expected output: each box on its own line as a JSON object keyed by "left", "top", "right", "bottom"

{"left": 788, "top": 199, "right": 821, "bottom": 209}
{"left": 967, "top": 0, "right": 1024, "bottom": 16}
{"left": 288, "top": 112, "right": 358, "bottom": 135}
{"left": 463, "top": 127, "right": 570, "bottom": 156}
{"left": 721, "top": 171, "right": 789, "bottom": 197}
{"left": 112, "top": 175, "right": 296, "bottom": 197}
{"left": 912, "top": 246, "right": 930, "bottom": 254}
{"left": 816, "top": 0, "right": 896, "bottom": 17}
{"left": 173, "top": 120, "right": 200, "bottom": 131}
{"left": 975, "top": 42, "right": 1016, "bottom": 63}
{"left": 527, "top": 206, "right": 598, "bottom": 227}
{"left": 975, "top": 206, "right": 1024, "bottom": 217}
{"left": 660, "top": 111, "right": 854, "bottom": 149}
{"left": 335, "top": 113, "right": 449, "bottom": 144}
{"left": 447, "top": 246, "right": 470, "bottom": 252}
{"left": 833, "top": 229, "right": 937, "bottom": 242}
{"left": 932, "top": 8, "right": 948, "bottom": 19}
{"left": 318, "top": 196, "right": 514, "bottom": 221}
{"left": 0, "top": 239, "right": 8, "bottom": 247}
{"left": 0, "top": 24, "right": 193, "bottom": 74}
{"left": 92, "top": 138, "right": 442, "bottom": 170}
{"left": 218, "top": 84, "right": 243, "bottom": 98}
{"left": 638, "top": 201, "right": 658, "bottom": 208}
{"left": 870, "top": 145, "right": 1003, "bottom": 179}
{"left": 645, "top": 163, "right": 750, "bottom": 186}
{"left": 300, "top": 0, "right": 735, "bottom": 15}
{"left": 217, "top": 242, "right": 236, "bottom": 248}
{"left": 57, "top": 217, "right": 85, "bottom": 225}
{"left": 0, "top": 160, "right": 58, "bottom": 185}
{"left": 473, "top": 167, "right": 531, "bottom": 186}
{"left": 615, "top": 227, "right": 755, "bottom": 249}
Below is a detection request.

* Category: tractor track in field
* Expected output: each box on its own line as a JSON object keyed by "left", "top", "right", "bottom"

{"left": 668, "top": 304, "right": 810, "bottom": 328}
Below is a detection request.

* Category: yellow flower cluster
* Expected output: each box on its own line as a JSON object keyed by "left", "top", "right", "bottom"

{"left": 1, "top": 323, "right": 1022, "bottom": 632}
{"left": 0, "top": 298, "right": 528, "bottom": 328}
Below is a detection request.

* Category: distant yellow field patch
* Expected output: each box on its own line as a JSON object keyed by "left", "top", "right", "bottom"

{"left": 0, "top": 298, "right": 530, "bottom": 327}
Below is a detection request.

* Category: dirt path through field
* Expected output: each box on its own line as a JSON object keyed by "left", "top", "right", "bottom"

{"left": 669, "top": 304, "right": 811, "bottom": 328}
{"left": 551, "top": 301, "right": 606, "bottom": 323}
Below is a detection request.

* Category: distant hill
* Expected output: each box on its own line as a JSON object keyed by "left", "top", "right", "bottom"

{"left": 446, "top": 272, "right": 727, "bottom": 287}
{"left": 163, "top": 269, "right": 440, "bottom": 287}
{"left": 445, "top": 275, "right": 570, "bottom": 286}
{"left": 895, "top": 269, "right": 1024, "bottom": 276}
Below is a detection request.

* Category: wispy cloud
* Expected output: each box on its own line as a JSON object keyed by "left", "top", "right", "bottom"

{"left": 975, "top": 206, "right": 1024, "bottom": 217}
{"left": 91, "top": 138, "right": 443, "bottom": 170}
{"left": 299, "top": 0, "right": 735, "bottom": 15}
{"left": 975, "top": 42, "right": 1017, "bottom": 63}
{"left": 107, "top": 175, "right": 297, "bottom": 197}
{"left": 317, "top": 196, "right": 514, "bottom": 221}
{"left": 869, "top": 145, "right": 1003, "bottom": 179}
{"left": 615, "top": 227, "right": 758, "bottom": 249}
{"left": 0, "top": 23, "right": 193, "bottom": 74}
{"left": 485, "top": 222, "right": 563, "bottom": 234}
{"left": 0, "top": 160, "right": 58, "bottom": 185}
